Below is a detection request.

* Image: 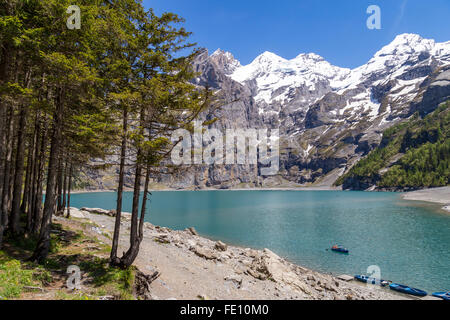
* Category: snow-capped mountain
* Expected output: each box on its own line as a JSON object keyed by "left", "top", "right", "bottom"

{"left": 174, "top": 33, "right": 449, "bottom": 189}
{"left": 155, "top": 33, "right": 450, "bottom": 189}
{"left": 87, "top": 34, "right": 450, "bottom": 190}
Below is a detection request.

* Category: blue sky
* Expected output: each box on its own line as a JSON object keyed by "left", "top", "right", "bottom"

{"left": 146, "top": 0, "right": 450, "bottom": 68}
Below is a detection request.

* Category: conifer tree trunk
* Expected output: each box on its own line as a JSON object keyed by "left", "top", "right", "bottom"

{"left": 21, "top": 140, "right": 33, "bottom": 215}
{"left": 57, "top": 156, "right": 63, "bottom": 213}
{"left": 0, "top": 105, "right": 6, "bottom": 220}
{"left": 62, "top": 161, "right": 68, "bottom": 211}
{"left": 10, "top": 103, "right": 28, "bottom": 235}
{"left": 66, "top": 163, "right": 73, "bottom": 218}
{"left": 139, "top": 165, "right": 151, "bottom": 241}
{"left": 32, "top": 120, "right": 47, "bottom": 235}
{"left": 118, "top": 157, "right": 142, "bottom": 268}
{"left": 32, "top": 88, "right": 65, "bottom": 262}
{"left": 1, "top": 106, "right": 14, "bottom": 232}
{"left": 0, "top": 104, "right": 6, "bottom": 245}
{"left": 26, "top": 116, "right": 39, "bottom": 233}
{"left": 117, "top": 108, "right": 147, "bottom": 269}
{"left": 111, "top": 108, "right": 128, "bottom": 265}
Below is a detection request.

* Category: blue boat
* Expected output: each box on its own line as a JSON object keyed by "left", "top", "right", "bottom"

{"left": 354, "top": 275, "right": 390, "bottom": 287}
{"left": 331, "top": 245, "right": 349, "bottom": 254}
{"left": 432, "top": 292, "right": 450, "bottom": 300}
{"left": 389, "top": 283, "right": 428, "bottom": 297}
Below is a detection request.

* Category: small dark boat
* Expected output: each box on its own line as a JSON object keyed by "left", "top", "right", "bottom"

{"left": 354, "top": 275, "right": 389, "bottom": 287}
{"left": 389, "top": 283, "right": 427, "bottom": 297}
{"left": 331, "top": 245, "right": 349, "bottom": 254}
{"left": 432, "top": 292, "right": 450, "bottom": 300}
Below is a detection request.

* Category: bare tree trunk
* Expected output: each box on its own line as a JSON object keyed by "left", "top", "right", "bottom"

{"left": 110, "top": 108, "right": 128, "bottom": 265}
{"left": 31, "top": 88, "right": 64, "bottom": 262}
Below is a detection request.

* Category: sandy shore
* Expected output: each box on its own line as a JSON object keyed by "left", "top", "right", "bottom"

{"left": 65, "top": 207, "right": 412, "bottom": 300}
{"left": 401, "top": 187, "right": 450, "bottom": 212}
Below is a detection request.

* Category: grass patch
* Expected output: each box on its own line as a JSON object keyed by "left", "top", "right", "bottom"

{"left": 0, "top": 251, "right": 52, "bottom": 299}
{"left": 0, "top": 219, "right": 136, "bottom": 300}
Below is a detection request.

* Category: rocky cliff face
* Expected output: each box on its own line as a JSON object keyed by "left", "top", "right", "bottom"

{"left": 82, "top": 34, "right": 450, "bottom": 190}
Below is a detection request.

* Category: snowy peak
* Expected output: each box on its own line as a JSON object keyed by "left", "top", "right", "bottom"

{"left": 293, "top": 52, "right": 325, "bottom": 62}
{"left": 253, "top": 51, "right": 286, "bottom": 64}
{"left": 375, "top": 33, "right": 435, "bottom": 58}
{"left": 209, "top": 49, "right": 241, "bottom": 75}
{"left": 342, "top": 34, "right": 450, "bottom": 90}
{"left": 229, "top": 50, "right": 350, "bottom": 103}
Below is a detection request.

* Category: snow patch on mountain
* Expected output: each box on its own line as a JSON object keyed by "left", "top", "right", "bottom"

{"left": 230, "top": 51, "right": 350, "bottom": 103}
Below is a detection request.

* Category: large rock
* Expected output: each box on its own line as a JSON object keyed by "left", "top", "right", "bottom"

{"left": 81, "top": 207, "right": 113, "bottom": 216}
{"left": 68, "top": 208, "right": 86, "bottom": 219}
{"left": 215, "top": 241, "right": 228, "bottom": 252}
{"left": 186, "top": 227, "right": 199, "bottom": 236}
{"left": 248, "top": 249, "right": 311, "bottom": 295}
{"left": 191, "top": 246, "right": 218, "bottom": 260}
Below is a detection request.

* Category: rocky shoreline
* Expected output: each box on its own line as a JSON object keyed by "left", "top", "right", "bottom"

{"left": 67, "top": 207, "right": 409, "bottom": 300}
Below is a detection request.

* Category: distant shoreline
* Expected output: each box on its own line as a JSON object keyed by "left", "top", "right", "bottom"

{"left": 70, "top": 186, "right": 450, "bottom": 212}
{"left": 70, "top": 185, "right": 342, "bottom": 194}
{"left": 401, "top": 187, "right": 450, "bottom": 212}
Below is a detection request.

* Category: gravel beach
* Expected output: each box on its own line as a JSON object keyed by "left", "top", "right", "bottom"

{"left": 66, "top": 207, "right": 411, "bottom": 300}
{"left": 401, "top": 187, "right": 450, "bottom": 212}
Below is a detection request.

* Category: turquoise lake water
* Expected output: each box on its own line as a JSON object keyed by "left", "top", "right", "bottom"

{"left": 69, "top": 190, "right": 450, "bottom": 293}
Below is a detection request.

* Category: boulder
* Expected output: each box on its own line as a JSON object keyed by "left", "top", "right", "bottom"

{"left": 215, "top": 241, "right": 228, "bottom": 252}
{"left": 68, "top": 208, "right": 86, "bottom": 219}
{"left": 191, "top": 246, "right": 218, "bottom": 260}
{"left": 120, "top": 212, "right": 132, "bottom": 221}
{"left": 143, "top": 222, "right": 154, "bottom": 230}
{"left": 81, "top": 207, "right": 112, "bottom": 216}
{"left": 154, "top": 234, "right": 170, "bottom": 244}
{"left": 247, "top": 249, "right": 311, "bottom": 295}
{"left": 186, "top": 227, "right": 199, "bottom": 236}
{"left": 307, "top": 275, "right": 316, "bottom": 282}
{"left": 224, "top": 275, "right": 243, "bottom": 288}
